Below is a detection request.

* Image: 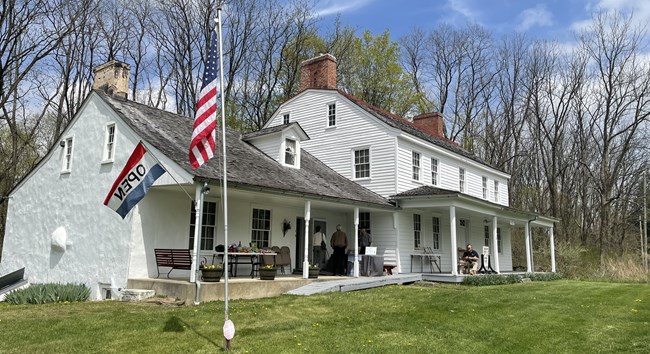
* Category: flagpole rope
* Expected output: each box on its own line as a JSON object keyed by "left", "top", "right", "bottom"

{"left": 140, "top": 140, "right": 195, "bottom": 202}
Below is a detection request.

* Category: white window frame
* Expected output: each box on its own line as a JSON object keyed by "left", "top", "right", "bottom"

{"left": 189, "top": 200, "right": 218, "bottom": 251}
{"left": 497, "top": 227, "right": 502, "bottom": 254}
{"left": 413, "top": 213, "right": 422, "bottom": 250}
{"left": 431, "top": 158, "right": 438, "bottom": 186}
{"left": 484, "top": 225, "right": 490, "bottom": 247}
{"left": 412, "top": 151, "right": 421, "bottom": 181}
{"left": 494, "top": 181, "right": 500, "bottom": 203}
{"left": 283, "top": 113, "right": 290, "bottom": 125}
{"left": 61, "top": 136, "right": 74, "bottom": 173}
{"left": 327, "top": 103, "right": 336, "bottom": 127}
{"left": 102, "top": 123, "right": 116, "bottom": 163}
{"left": 432, "top": 216, "right": 440, "bottom": 250}
{"left": 482, "top": 176, "right": 488, "bottom": 199}
{"left": 459, "top": 168, "right": 465, "bottom": 192}
{"left": 251, "top": 207, "right": 272, "bottom": 248}
{"left": 353, "top": 147, "right": 370, "bottom": 180}
{"left": 284, "top": 138, "right": 297, "bottom": 167}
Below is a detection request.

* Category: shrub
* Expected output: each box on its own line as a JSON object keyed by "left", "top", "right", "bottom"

{"left": 462, "top": 272, "right": 562, "bottom": 286}
{"left": 5, "top": 283, "right": 90, "bottom": 305}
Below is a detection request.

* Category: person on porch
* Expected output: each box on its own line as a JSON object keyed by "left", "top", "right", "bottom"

{"left": 359, "top": 228, "right": 372, "bottom": 254}
{"left": 330, "top": 224, "right": 348, "bottom": 276}
{"left": 312, "top": 226, "right": 326, "bottom": 269}
{"left": 462, "top": 244, "right": 480, "bottom": 275}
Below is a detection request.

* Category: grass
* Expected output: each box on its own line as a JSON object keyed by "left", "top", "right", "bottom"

{"left": 1, "top": 281, "right": 649, "bottom": 353}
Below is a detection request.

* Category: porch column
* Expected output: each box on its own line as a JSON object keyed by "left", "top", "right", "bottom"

{"left": 525, "top": 222, "right": 532, "bottom": 273}
{"left": 303, "top": 201, "right": 311, "bottom": 279}
{"left": 492, "top": 216, "right": 500, "bottom": 273}
{"left": 190, "top": 183, "right": 204, "bottom": 283}
{"left": 450, "top": 206, "right": 458, "bottom": 276}
{"left": 549, "top": 226, "right": 556, "bottom": 273}
{"left": 353, "top": 207, "right": 359, "bottom": 277}
{"left": 393, "top": 211, "right": 400, "bottom": 273}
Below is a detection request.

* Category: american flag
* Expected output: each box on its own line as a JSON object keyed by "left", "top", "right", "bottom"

{"left": 189, "top": 35, "right": 219, "bottom": 169}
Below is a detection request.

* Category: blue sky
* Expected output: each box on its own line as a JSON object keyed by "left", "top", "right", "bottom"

{"left": 313, "top": 0, "right": 650, "bottom": 43}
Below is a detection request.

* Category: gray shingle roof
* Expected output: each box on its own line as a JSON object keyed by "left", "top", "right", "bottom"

{"left": 98, "top": 91, "right": 393, "bottom": 208}
{"left": 241, "top": 122, "right": 308, "bottom": 141}
{"left": 391, "top": 185, "right": 460, "bottom": 198}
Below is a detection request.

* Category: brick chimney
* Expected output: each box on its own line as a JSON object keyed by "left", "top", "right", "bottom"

{"left": 412, "top": 112, "right": 446, "bottom": 139}
{"left": 299, "top": 53, "right": 337, "bottom": 91}
{"left": 93, "top": 60, "right": 130, "bottom": 99}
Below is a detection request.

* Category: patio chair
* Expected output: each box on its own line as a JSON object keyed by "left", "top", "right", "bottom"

{"left": 277, "top": 246, "right": 292, "bottom": 274}
{"left": 457, "top": 248, "right": 471, "bottom": 274}
{"left": 383, "top": 249, "right": 398, "bottom": 275}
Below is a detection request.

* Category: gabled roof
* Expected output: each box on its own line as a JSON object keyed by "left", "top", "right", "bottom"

{"left": 98, "top": 91, "right": 394, "bottom": 209}
{"left": 273, "top": 88, "right": 503, "bottom": 173}
{"left": 241, "top": 122, "right": 309, "bottom": 141}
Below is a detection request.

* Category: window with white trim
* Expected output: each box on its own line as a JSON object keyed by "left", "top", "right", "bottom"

{"left": 189, "top": 201, "right": 216, "bottom": 250}
{"left": 494, "top": 181, "right": 500, "bottom": 203}
{"left": 284, "top": 139, "right": 296, "bottom": 166}
{"left": 359, "top": 212, "right": 371, "bottom": 234}
{"left": 459, "top": 168, "right": 465, "bottom": 192}
{"left": 251, "top": 208, "right": 271, "bottom": 248}
{"left": 103, "top": 123, "right": 116, "bottom": 162}
{"left": 413, "top": 214, "right": 421, "bottom": 249}
{"left": 62, "top": 137, "right": 73, "bottom": 173}
{"left": 354, "top": 148, "right": 370, "bottom": 179}
{"left": 412, "top": 151, "right": 420, "bottom": 181}
{"left": 431, "top": 158, "right": 438, "bottom": 185}
{"left": 432, "top": 216, "right": 440, "bottom": 250}
{"left": 482, "top": 176, "right": 488, "bottom": 199}
{"left": 283, "top": 113, "right": 290, "bottom": 124}
{"left": 328, "top": 103, "right": 336, "bottom": 126}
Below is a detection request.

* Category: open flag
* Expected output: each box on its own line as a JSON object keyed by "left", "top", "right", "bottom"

{"left": 189, "top": 34, "right": 219, "bottom": 169}
{"left": 103, "top": 142, "right": 166, "bottom": 219}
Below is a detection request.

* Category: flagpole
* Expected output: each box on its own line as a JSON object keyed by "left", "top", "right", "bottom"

{"left": 216, "top": 6, "right": 233, "bottom": 350}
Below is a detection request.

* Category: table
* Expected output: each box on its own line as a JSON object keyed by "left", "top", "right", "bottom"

{"left": 410, "top": 253, "right": 442, "bottom": 273}
{"left": 213, "top": 252, "right": 277, "bottom": 278}
{"left": 347, "top": 255, "right": 384, "bottom": 276}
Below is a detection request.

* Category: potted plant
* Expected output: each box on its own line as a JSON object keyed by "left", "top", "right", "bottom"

{"left": 259, "top": 264, "right": 277, "bottom": 280}
{"left": 282, "top": 219, "right": 292, "bottom": 236}
{"left": 308, "top": 263, "right": 320, "bottom": 279}
{"left": 200, "top": 264, "right": 223, "bottom": 282}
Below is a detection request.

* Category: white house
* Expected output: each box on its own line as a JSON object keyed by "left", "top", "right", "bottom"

{"left": 265, "top": 54, "right": 558, "bottom": 276}
{"left": 0, "top": 56, "right": 556, "bottom": 299}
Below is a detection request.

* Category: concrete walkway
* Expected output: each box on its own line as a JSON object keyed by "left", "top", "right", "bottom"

{"left": 286, "top": 274, "right": 422, "bottom": 296}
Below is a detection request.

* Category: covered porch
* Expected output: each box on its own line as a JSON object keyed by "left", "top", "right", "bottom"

{"left": 390, "top": 187, "right": 558, "bottom": 276}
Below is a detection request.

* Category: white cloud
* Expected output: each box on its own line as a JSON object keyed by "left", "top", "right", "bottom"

{"left": 447, "top": 0, "right": 479, "bottom": 22}
{"left": 313, "top": 0, "right": 374, "bottom": 17}
{"left": 571, "top": 0, "right": 650, "bottom": 32}
{"left": 516, "top": 4, "right": 554, "bottom": 32}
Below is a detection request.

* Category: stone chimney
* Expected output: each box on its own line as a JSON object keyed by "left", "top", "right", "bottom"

{"left": 412, "top": 112, "right": 446, "bottom": 139}
{"left": 299, "top": 53, "right": 337, "bottom": 91}
{"left": 93, "top": 60, "right": 130, "bottom": 99}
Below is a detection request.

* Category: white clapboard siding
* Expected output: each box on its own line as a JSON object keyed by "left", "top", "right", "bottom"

{"left": 267, "top": 90, "right": 399, "bottom": 197}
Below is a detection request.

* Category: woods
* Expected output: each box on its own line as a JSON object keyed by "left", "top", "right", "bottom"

{"left": 1, "top": 0, "right": 648, "bottom": 267}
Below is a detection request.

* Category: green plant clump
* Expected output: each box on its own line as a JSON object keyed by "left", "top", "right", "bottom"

{"left": 5, "top": 283, "right": 90, "bottom": 305}
{"left": 463, "top": 272, "right": 563, "bottom": 286}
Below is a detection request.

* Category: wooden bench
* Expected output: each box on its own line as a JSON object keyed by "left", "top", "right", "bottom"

{"left": 154, "top": 249, "right": 192, "bottom": 278}
{"left": 383, "top": 249, "right": 398, "bottom": 275}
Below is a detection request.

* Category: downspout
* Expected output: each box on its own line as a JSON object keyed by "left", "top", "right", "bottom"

{"left": 194, "top": 280, "right": 202, "bottom": 305}
{"left": 527, "top": 216, "right": 538, "bottom": 273}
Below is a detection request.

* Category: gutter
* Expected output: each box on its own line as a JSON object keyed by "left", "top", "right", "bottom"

{"left": 194, "top": 280, "right": 202, "bottom": 305}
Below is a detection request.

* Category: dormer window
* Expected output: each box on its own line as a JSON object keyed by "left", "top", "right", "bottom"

{"left": 284, "top": 138, "right": 296, "bottom": 166}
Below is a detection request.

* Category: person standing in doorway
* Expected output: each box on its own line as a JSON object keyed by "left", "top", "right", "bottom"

{"left": 312, "top": 226, "right": 326, "bottom": 268}
{"left": 330, "top": 224, "right": 348, "bottom": 275}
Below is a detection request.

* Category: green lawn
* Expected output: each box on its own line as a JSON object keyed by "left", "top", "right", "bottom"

{"left": 1, "top": 280, "right": 649, "bottom": 353}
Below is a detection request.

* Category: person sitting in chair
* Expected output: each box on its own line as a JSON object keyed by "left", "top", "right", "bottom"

{"left": 462, "top": 244, "right": 480, "bottom": 275}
